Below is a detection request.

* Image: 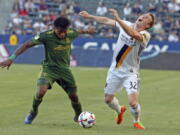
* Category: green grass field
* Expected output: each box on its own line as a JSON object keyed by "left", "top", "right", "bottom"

{"left": 0, "top": 64, "right": 180, "bottom": 135}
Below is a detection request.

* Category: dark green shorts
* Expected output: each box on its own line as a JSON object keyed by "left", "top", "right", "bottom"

{"left": 37, "top": 68, "right": 77, "bottom": 94}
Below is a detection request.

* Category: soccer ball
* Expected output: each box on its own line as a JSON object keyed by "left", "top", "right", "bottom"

{"left": 78, "top": 111, "right": 96, "bottom": 128}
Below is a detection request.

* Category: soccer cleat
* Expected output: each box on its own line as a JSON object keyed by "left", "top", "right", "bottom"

{"left": 73, "top": 115, "right": 79, "bottom": 122}
{"left": 24, "top": 111, "right": 37, "bottom": 124}
{"left": 133, "top": 122, "right": 145, "bottom": 130}
{"left": 116, "top": 106, "right": 126, "bottom": 124}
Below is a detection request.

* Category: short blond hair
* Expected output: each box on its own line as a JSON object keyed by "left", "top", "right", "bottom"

{"left": 149, "top": 13, "right": 155, "bottom": 28}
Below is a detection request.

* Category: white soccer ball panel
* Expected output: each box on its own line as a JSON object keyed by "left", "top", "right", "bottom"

{"left": 78, "top": 111, "right": 96, "bottom": 128}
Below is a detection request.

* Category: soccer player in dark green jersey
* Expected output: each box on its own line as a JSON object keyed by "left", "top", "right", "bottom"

{"left": 0, "top": 17, "right": 95, "bottom": 124}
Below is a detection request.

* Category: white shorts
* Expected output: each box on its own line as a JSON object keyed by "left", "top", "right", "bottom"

{"left": 104, "top": 70, "right": 140, "bottom": 95}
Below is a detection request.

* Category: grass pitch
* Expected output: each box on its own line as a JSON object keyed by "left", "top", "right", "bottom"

{"left": 0, "top": 64, "right": 180, "bottom": 135}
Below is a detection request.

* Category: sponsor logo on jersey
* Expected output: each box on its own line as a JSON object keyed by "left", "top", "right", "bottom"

{"left": 120, "top": 34, "right": 135, "bottom": 46}
{"left": 54, "top": 45, "right": 71, "bottom": 51}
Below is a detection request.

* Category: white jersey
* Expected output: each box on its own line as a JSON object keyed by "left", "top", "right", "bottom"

{"left": 109, "top": 21, "right": 151, "bottom": 74}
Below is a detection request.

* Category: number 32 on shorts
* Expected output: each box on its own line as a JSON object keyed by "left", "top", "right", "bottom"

{"left": 129, "top": 81, "right": 138, "bottom": 90}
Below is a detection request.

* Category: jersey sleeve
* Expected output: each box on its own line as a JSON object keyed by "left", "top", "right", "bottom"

{"left": 31, "top": 33, "right": 46, "bottom": 45}
{"left": 67, "top": 29, "right": 79, "bottom": 39}
{"left": 139, "top": 31, "right": 151, "bottom": 47}
{"left": 115, "top": 20, "right": 132, "bottom": 31}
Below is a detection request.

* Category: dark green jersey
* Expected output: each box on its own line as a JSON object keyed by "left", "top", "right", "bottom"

{"left": 31, "top": 29, "right": 78, "bottom": 69}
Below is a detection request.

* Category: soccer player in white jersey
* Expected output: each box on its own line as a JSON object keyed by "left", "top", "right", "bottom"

{"left": 79, "top": 9, "right": 155, "bottom": 129}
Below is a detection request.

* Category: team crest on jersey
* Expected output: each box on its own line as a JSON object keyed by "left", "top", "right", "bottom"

{"left": 34, "top": 34, "right": 40, "bottom": 40}
{"left": 66, "top": 38, "right": 71, "bottom": 44}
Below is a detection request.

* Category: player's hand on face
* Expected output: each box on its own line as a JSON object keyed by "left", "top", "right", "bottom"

{"left": 109, "top": 8, "right": 120, "bottom": 20}
{"left": 0, "top": 59, "right": 13, "bottom": 70}
{"left": 79, "top": 11, "right": 90, "bottom": 18}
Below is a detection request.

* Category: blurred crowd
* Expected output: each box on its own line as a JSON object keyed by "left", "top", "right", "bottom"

{"left": 1, "top": 0, "right": 180, "bottom": 42}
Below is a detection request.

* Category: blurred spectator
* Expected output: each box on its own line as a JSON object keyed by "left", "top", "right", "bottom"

{"left": 59, "top": 0, "right": 67, "bottom": 12}
{"left": 154, "top": 32, "right": 167, "bottom": 41}
{"left": 12, "top": 0, "right": 21, "bottom": 11}
{"left": 123, "top": 3, "right": 132, "bottom": 17}
{"left": 163, "top": 16, "right": 173, "bottom": 30}
{"left": 96, "top": 3, "right": 107, "bottom": 16}
{"left": 83, "top": 21, "right": 95, "bottom": 30}
{"left": 105, "top": 29, "right": 115, "bottom": 38}
{"left": 13, "top": 26, "right": 23, "bottom": 35}
{"left": 12, "top": 15, "right": 23, "bottom": 26}
{"left": 38, "top": 0, "right": 48, "bottom": 11}
{"left": 19, "top": 8, "right": 28, "bottom": 16}
{"left": 99, "top": 28, "right": 106, "bottom": 37}
{"left": 153, "top": 20, "right": 164, "bottom": 34}
{"left": 168, "top": 0, "right": 180, "bottom": 12}
{"left": 148, "top": 1, "right": 157, "bottom": 13}
{"left": 23, "top": 16, "right": 33, "bottom": 28}
{"left": 10, "top": 10, "right": 18, "bottom": 19}
{"left": 132, "top": 3, "right": 143, "bottom": 15}
{"left": 73, "top": 1, "right": 81, "bottom": 13}
{"left": 168, "top": 31, "right": 179, "bottom": 42}
{"left": 174, "top": 20, "right": 180, "bottom": 29}
{"left": 65, "top": 5, "right": 74, "bottom": 15}
{"left": 161, "top": 0, "right": 171, "bottom": 3}
{"left": 74, "top": 18, "right": 85, "bottom": 29}
{"left": 9, "top": 31, "right": 19, "bottom": 46}
{"left": 48, "top": 11, "right": 57, "bottom": 21}
{"left": 33, "top": 20, "right": 46, "bottom": 32}
{"left": 1, "top": 0, "right": 180, "bottom": 42}
{"left": 24, "top": 0, "right": 35, "bottom": 12}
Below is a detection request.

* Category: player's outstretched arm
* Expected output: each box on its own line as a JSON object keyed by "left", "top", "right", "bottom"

{"left": 78, "top": 27, "right": 96, "bottom": 35}
{"left": 109, "top": 8, "right": 143, "bottom": 41}
{"left": 79, "top": 11, "right": 116, "bottom": 27}
{"left": 0, "top": 40, "right": 36, "bottom": 70}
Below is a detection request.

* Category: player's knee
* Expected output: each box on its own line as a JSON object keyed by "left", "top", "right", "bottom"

{"left": 104, "top": 97, "right": 112, "bottom": 104}
{"left": 37, "top": 87, "right": 48, "bottom": 98}
{"left": 129, "top": 101, "right": 138, "bottom": 108}
{"left": 69, "top": 93, "right": 79, "bottom": 103}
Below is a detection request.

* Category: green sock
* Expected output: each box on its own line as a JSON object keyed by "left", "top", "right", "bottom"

{"left": 31, "top": 96, "right": 42, "bottom": 113}
{"left": 71, "top": 102, "right": 82, "bottom": 116}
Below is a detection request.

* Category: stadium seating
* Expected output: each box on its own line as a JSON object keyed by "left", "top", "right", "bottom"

{"left": 0, "top": 0, "right": 179, "bottom": 42}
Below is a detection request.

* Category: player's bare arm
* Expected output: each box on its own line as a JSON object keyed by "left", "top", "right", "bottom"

{"left": 79, "top": 11, "right": 116, "bottom": 27}
{"left": 14, "top": 40, "right": 36, "bottom": 56}
{"left": 109, "top": 8, "right": 144, "bottom": 41}
{"left": 78, "top": 27, "right": 96, "bottom": 34}
{"left": 0, "top": 40, "right": 36, "bottom": 69}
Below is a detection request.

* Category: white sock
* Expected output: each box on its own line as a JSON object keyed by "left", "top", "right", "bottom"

{"left": 130, "top": 104, "right": 141, "bottom": 123}
{"left": 107, "top": 97, "right": 121, "bottom": 114}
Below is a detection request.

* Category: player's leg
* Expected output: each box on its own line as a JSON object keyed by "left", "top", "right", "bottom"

{"left": 24, "top": 71, "right": 55, "bottom": 124}
{"left": 31, "top": 84, "right": 49, "bottom": 114}
{"left": 57, "top": 80, "right": 82, "bottom": 122}
{"left": 24, "top": 84, "right": 49, "bottom": 124}
{"left": 104, "top": 94, "right": 120, "bottom": 115}
{"left": 128, "top": 93, "right": 144, "bottom": 129}
{"left": 56, "top": 70, "right": 82, "bottom": 122}
{"left": 104, "top": 71, "right": 126, "bottom": 124}
{"left": 128, "top": 93, "right": 140, "bottom": 122}
{"left": 124, "top": 74, "right": 145, "bottom": 129}
{"left": 68, "top": 90, "right": 82, "bottom": 122}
